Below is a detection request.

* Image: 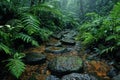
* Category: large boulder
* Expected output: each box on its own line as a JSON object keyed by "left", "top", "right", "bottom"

{"left": 61, "top": 73, "right": 97, "bottom": 80}
{"left": 24, "top": 52, "right": 46, "bottom": 65}
{"left": 48, "top": 56, "right": 83, "bottom": 73}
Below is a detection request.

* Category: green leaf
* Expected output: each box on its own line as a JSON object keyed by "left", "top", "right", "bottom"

{"left": 82, "top": 33, "right": 95, "bottom": 45}
{"left": 6, "top": 58, "right": 25, "bottom": 78}
{"left": 105, "top": 35, "right": 117, "bottom": 41}
{"left": 115, "top": 26, "right": 120, "bottom": 32}
{"left": 21, "top": 13, "right": 40, "bottom": 35}
{"left": 0, "top": 43, "right": 11, "bottom": 54}
{"left": 14, "top": 33, "right": 39, "bottom": 46}
{"left": 117, "top": 41, "right": 120, "bottom": 46}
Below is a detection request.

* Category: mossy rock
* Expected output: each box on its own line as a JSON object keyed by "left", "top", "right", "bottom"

{"left": 24, "top": 52, "right": 46, "bottom": 65}
{"left": 48, "top": 56, "right": 83, "bottom": 73}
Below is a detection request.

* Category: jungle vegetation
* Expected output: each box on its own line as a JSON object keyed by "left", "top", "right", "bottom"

{"left": 0, "top": 0, "right": 120, "bottom": 79}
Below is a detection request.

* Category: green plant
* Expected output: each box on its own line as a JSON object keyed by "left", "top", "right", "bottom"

{"left": 6, "top": 52, "right": 25, "bottom": 78}
{"left": 30, "top": 3, "right": 64, "bottom": 31}
{"left": 77, "top": 2, "right": 120, "bottom": 55}
{"left": 14, "top": 33, "right": 39, "bottom": 46}
{"left": 20, "top": 13, "right": 53, "bottom": 41}
{"left": 20, "top": 13, "right": 40, "bottom": 35}
{"left": 0, "top": 43, "right": 11, "bottom": 54}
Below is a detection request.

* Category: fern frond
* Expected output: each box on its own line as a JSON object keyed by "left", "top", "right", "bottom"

{"left": 21, "top": 13, "right": 40, "bottom": 35}
{"left": 0, "top": 30, "right": 9, "bottom": 40}
{"left": 82, "top": 33, "right": 96, "bottom": 45}
{"left": 117, "top": 41, "right": 120, "bottom": 46}
{"left": 105, "top": 35, "right": 117, "bottom": 41}
{"left": 6, "top": 58, "right": 25, "bottom": 78}
{"left": 30, "top": 3, "right": 63, "bottom": 17}
{"left": 0, "top": 43, "right": 11, "bottom": 54}
{"left": 101, "top": 46, "right": 115, "bottom": 54}
{"left": 115, "top": 26, "right": 120, "bottom": 32}
{"left": 6, "top": 19, "right": 23, "bottom": 33}
{"left": 14, "top": 33, "right": 39, "bottom": 46}
{"left": 38, "top": 28, "right": 53, "bottom": 40}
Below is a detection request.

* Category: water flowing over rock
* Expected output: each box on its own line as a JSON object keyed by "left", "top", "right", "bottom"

{"left": 48, "top": 56, "right": 83, "bottom": 73}
{"left": 61, "top": 73, "right": 97, "bottom": 80}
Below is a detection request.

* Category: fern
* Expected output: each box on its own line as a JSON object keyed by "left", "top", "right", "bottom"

{"left": 101, "top": 47, "right": 115, "bottom": 54}
{"left": 14, "top": 33, "right": 39, "bottom": 46}
{"left": 81, "top": 33, "right": 96, "bottom": 45}
{"left": 105, "top": 35, "right": 117, "bottom": 41}
{"left": 30, "top": 3, "right": 64, "bottom": 31}
{"left": 0, "top": 30, "right": 9, "bottom": 40}
{"left": 117, "top": 41, "right": 120, "bottom": 46}
{"left": 20, "top": 13, "right": 53, "bottom": 41}
{"left": 38, "top": 28, "right": 53, "bottom": 41}
{"left": 6, "top": 53, "right": 25, "bottom": 78}
{"left": 110, "top": 2, "right": 120, "bottom": 19}
{"left": 20, "top": 13, "right": 40, "bottom": 35}
{"left": 115, "top": 26, "right": 120, "bottom": 32}
{"left": 0, "top": 43, "right": 11, "bottom": 54}
{"left": 30, "top": 3, "right": 63, "bottom": 17}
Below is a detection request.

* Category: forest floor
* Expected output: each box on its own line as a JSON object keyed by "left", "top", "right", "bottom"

{"left": 1, "top": 29, "right": 119, "bottom": 80}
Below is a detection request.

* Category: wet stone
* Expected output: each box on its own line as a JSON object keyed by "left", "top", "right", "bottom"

{"left": 62, "top": 30, "right": 77, "bottom": 38}
{"left": 113, "top": 74, "right": 120, "bottom": 80}
{"left": 46, "top": 75, "right": 60, "bottom": 80}
{"left": 61, "top": 38, "right": 76, "bottom": 45}
{"left": 45, "top": 46, "right": 66, "bottom": 54}
{"left": 24, "top": 52, "right": 46, "bottom": 65}
{"left": 52, "top": 33, "right": 62, "bottom": 39}
{"left": 48, "top": 56, "right": 83, "bottom": 73}
{"left": 46, "top": 41, "right": 62, "bottom": 47}
{"left": 107, "top": 67, "right": 118, "bottom": 78}
{"left": 115, "top": 50, "right": 120, "bottom": 61}
{"left": 61, "top": 73, "right": 97, "bottom": 80}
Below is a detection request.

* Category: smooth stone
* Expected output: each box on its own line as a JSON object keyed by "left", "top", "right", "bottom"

{"left": 46, "top": 75, "right": 60, "bottom": 80}
{"left": 61, "top": 38, "right": 76, "bottom": 45}
{"left": 45, "top": 46, "right": 66, "bottom": 54}
{"left": 52, "top": 33, "right": 62, "bottom": 39}
{"left": 46, "top": 41, "right": 62, "bottom": 47}
{"left": 63, "top": 30, "right": 77, "bottom": 38}
{"left": 61, "top": 73, "right": 97, "bottom": 80}
{"left": 113, "top": 74, "right": 120, "bottom": 80}
{"left": 24, "top": 52, "right": 46, "bottom": 65}
{"left": 48, "top": 56, "right": 83, "bottom": 73}
{"left": 115, "top": 50, "right": 120, "bottom": 61}
{"left": 107, "top": 67, "right": 118, "bottom": 78}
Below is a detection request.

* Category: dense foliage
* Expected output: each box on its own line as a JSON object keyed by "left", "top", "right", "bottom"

{"left": 77, "top": 2, "right": 120, "bottom": 55}
{"left": 0, "top": 0, "right": 120, "bottom": 79}
{"left": 0, "top": 0, "right": 66, "bottom": 78}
